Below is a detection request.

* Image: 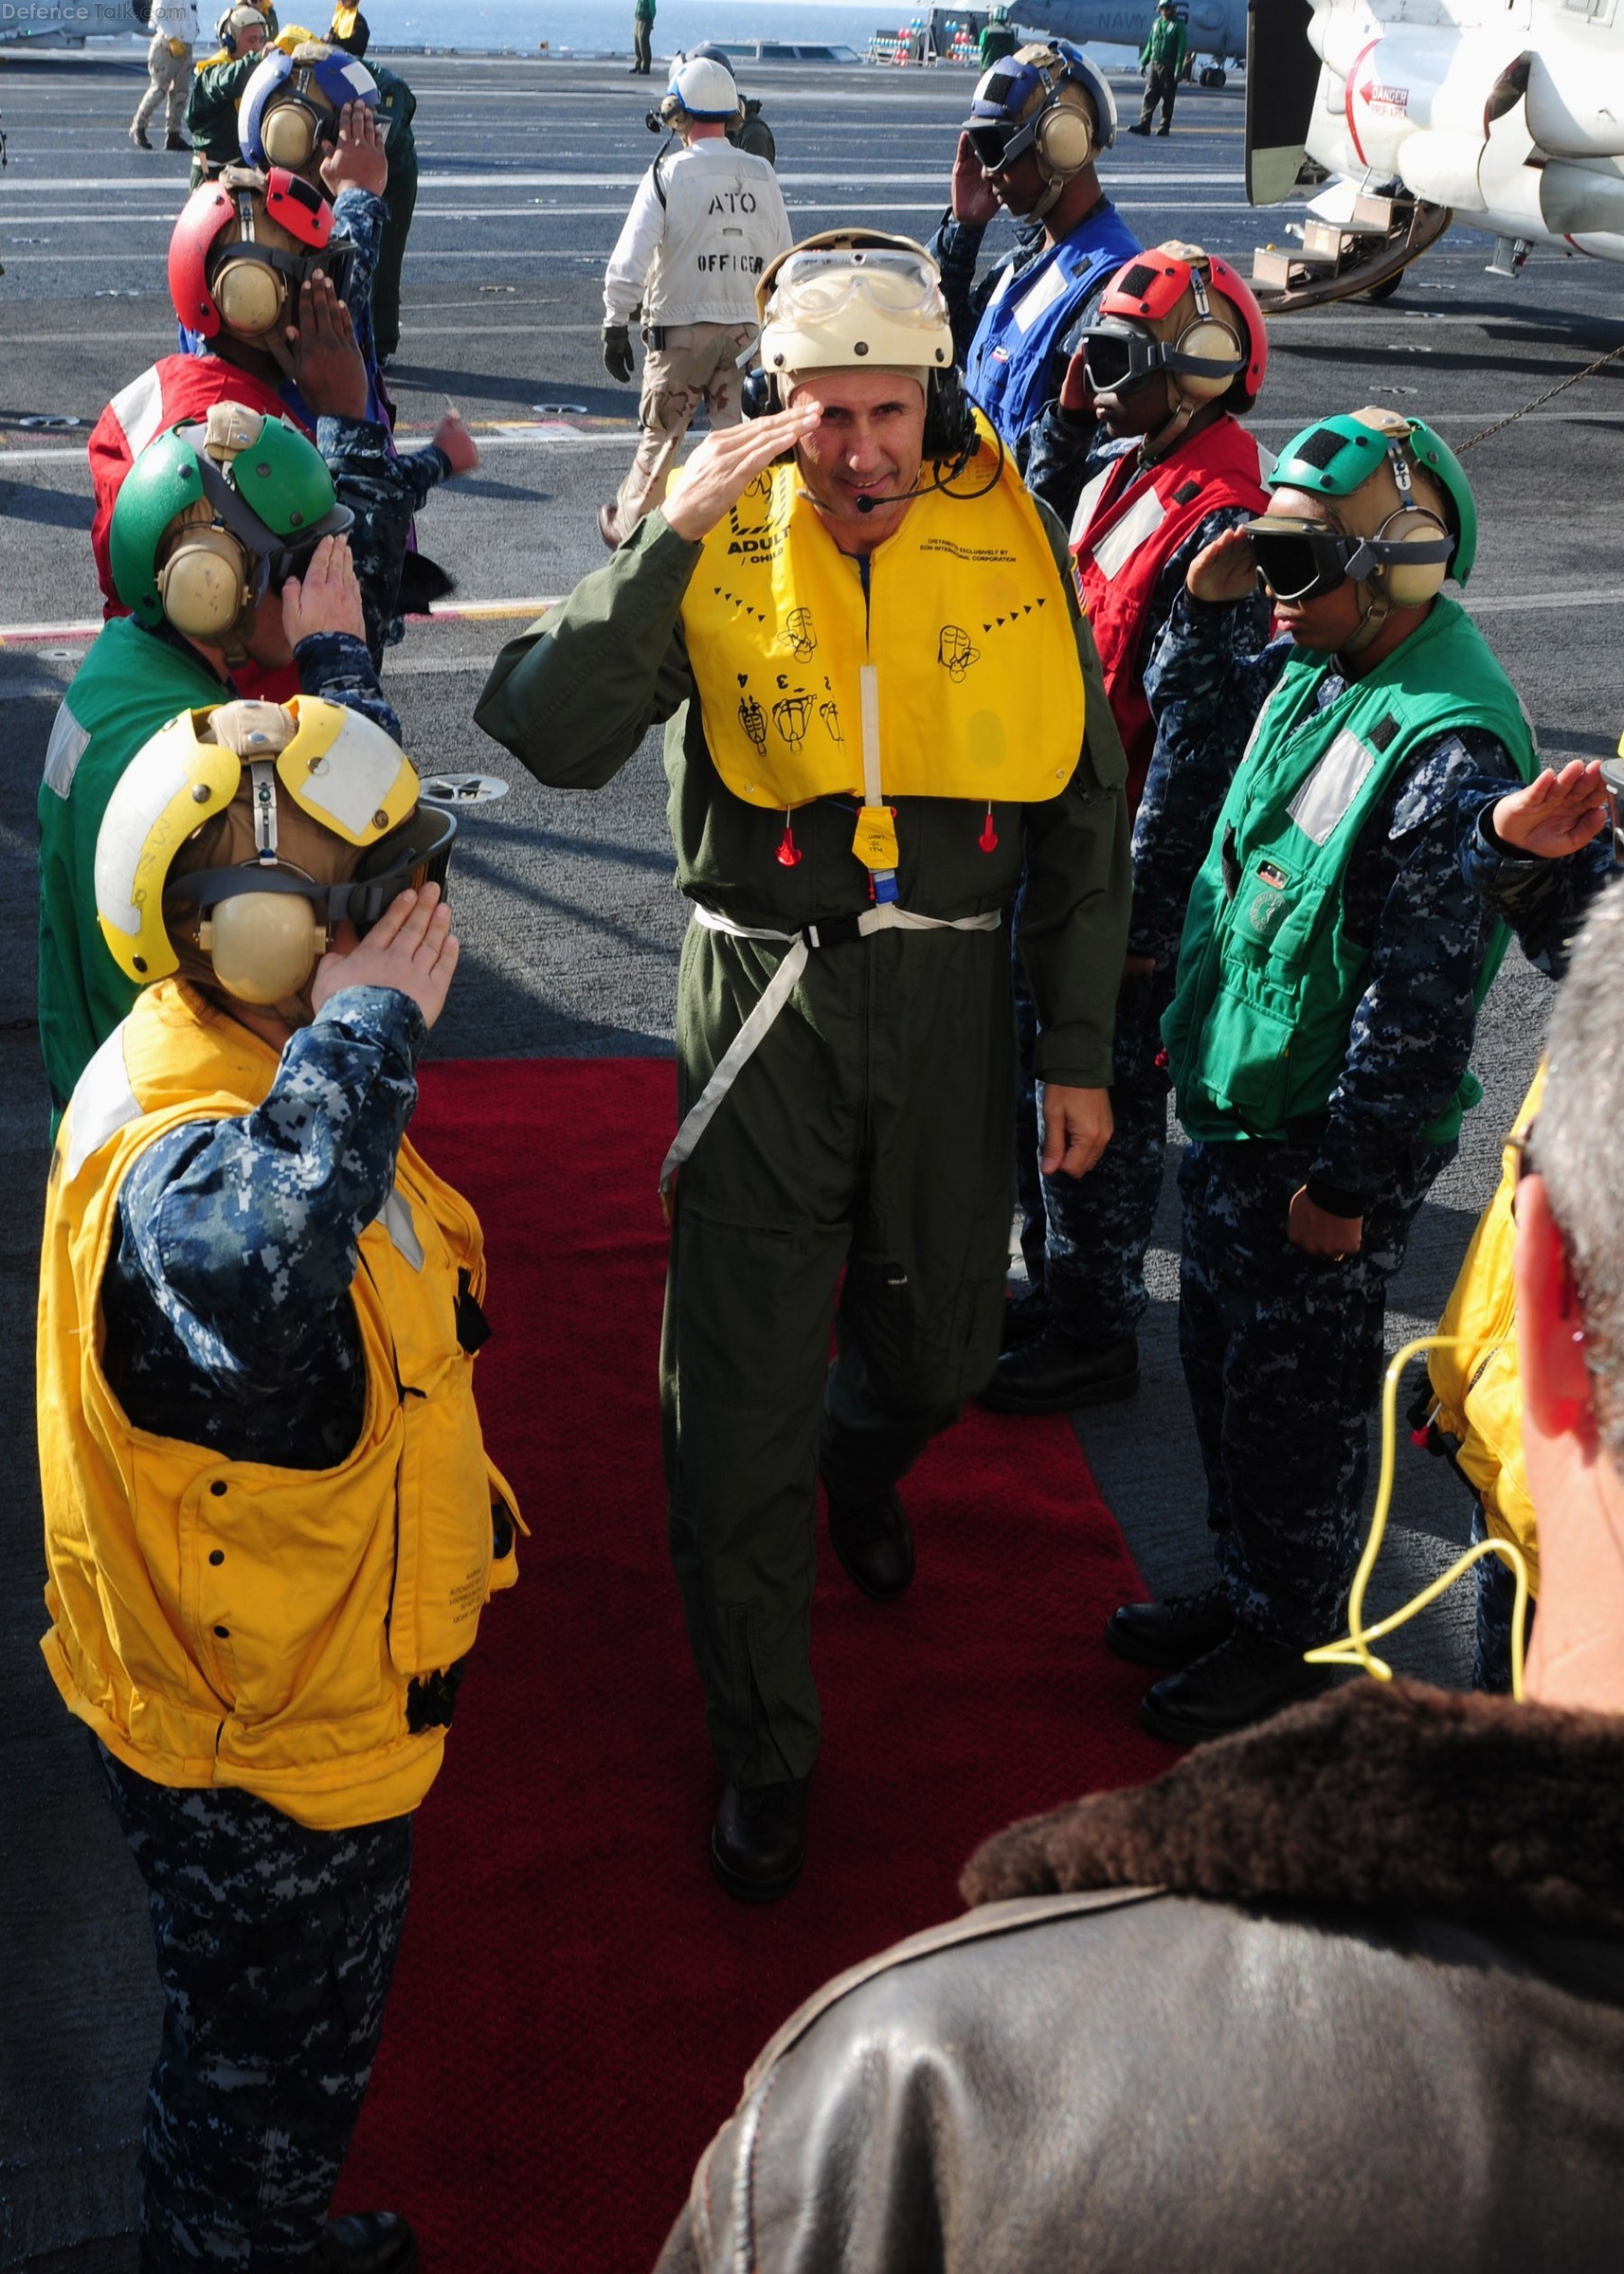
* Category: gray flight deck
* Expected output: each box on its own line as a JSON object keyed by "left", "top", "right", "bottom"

{"left": 2, "top": 46, "right": 1621, "bottom": 2266}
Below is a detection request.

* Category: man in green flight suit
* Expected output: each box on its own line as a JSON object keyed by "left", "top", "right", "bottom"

{"left": 1131, "top": 0, "right": 1187, "bottom": 135}
{"left": 631, "top": 0, "right": 656, "bottom": 75}
{"left": 328, "top": 8, "right": 417, "bottom": 362}
{"left": 978, "top": 6, "right": 1017, "bottom": 67}
{"left": 476, "top": 232, "right": 1130, "bottom": 1900}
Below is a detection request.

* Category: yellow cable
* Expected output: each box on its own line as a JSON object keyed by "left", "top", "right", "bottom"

{"left": 1303, "top": 1334, "right": 1531, "bottom": 1701}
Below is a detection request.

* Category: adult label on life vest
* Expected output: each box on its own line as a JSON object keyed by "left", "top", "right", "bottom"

{"left": 853, "top": 804, "right": 899, "bottom": 872}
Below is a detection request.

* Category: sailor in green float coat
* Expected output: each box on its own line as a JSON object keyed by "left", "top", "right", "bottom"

{"left": 1107, "top": 406, "right": 1545, "bottom": 1746}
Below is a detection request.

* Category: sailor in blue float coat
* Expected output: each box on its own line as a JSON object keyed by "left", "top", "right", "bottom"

{"left": 929, "top": 41, "right": 1140, "bottom": 524}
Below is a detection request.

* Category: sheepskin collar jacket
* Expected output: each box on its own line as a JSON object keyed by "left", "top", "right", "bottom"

{"left": 655, "top": 1681, "right": 1624, "bottom": 2274}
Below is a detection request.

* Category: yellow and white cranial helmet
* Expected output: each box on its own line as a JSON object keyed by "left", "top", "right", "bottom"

{"left": 95, "top": 696, "right": 419, "bottom": 989}
{"left": 755, "top": 231, "right": 954, "bottom": 387}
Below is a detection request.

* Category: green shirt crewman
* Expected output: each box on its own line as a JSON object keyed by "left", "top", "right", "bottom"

{"left": 39, "top": 410, "right": 398, "bottom": 1123}
{"left": 1131, "top": 1, "right": 1187, "bottom": 134}
{"left": 1110, "top": 406, "right": 1539, "bottom": 1747}
{"left": 475, "top": 232, "right": 1130, "bottom": 1902}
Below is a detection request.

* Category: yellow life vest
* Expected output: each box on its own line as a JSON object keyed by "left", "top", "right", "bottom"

{"left": 677, "top": 415, "right": 1086, "bottom": 824}
{"left": 1427, "top": 1066, "right": 1542, "bottom": 1594}
{"left": 38, "top": 980, "right": 523, "bottom": 1831}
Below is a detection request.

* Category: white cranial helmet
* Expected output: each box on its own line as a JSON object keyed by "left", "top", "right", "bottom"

{"left": 667, "top": 54, "right": 741, "bottom": 120}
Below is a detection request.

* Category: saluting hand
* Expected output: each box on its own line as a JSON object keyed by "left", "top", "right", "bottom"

{"left": 313, "top": 884, "right": 460, "bottom": 1029}
{"left": 279, "top": 273, "right": 369, "bottom": 420}
{"left": 1187, "top": 525, "right": 1260, "bottom": 605}
{"left": 950, "top": 130, "right": 1001, "bottom": 226}
{"left": 660, "top": 401, "right": 821, "bottom": 543}
{"left": 281, "top": 534, "right": 366, "bottom": 646}
{"left": 321, "top": 99, "right": 388, "bottom": 198}
{"left": 1489, "top": 760, "right": 1611, "bottom": 860}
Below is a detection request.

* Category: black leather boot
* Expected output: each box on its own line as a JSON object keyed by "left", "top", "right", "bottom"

{"left": 313, "top": 2213, "right": 419, "bottom": 2274}
{"left": 825, "top": 1483, "right": 914, "bottom": 1601}
{"left": 1106, "top": 1583, "right": 1235, "bottom": 1669}
{"left": 1001, "top": 1283, "right": 1050, "bottom": 1351}
{"left": 980, "top": 1328, "right": 1138, "bottom": 1415}
{"left": 711, "top": 1778, "right": 810, "bottom": 1901}
{"left": 1138, "top": 1626, "right": 1333, "bottom": 1745}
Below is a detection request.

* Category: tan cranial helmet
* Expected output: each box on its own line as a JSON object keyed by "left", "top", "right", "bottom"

{"left": 1332, "top": 406, "right": 1453, "bottom": 563}
{"left": 755, "top": 230, "right": 953, "bottom": 386}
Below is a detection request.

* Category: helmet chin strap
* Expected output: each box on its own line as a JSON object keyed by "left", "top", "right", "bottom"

{"left": 1340, "top": 585, "right": 1391, "bottom": 656}
{"left": 1139, "top": 375, "right": 1195, "bottom": 465}
{"left": 1026, "top": 171, "right": 1065, "bottom": 223}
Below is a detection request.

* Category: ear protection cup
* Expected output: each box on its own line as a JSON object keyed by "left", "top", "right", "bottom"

{"left": 741, "top": 366, "right": 778, "bottom": 421}
{"left": 200, "top": 890, "right": 328, "bottom": 1004}
{"left": 262, "top": 100, "right": 320, "bottom": 170}
{"left": 1374, "top": 511, "right": 1452, "bottom": 605}
{"left": 211, "top": 252, "right": 287, "bottom": 336}
{"left": 923, "top": 364, "right": 977, "bottom": 462}
{"left": 1032, "top": 99, "right": 1093, "bottom": 182}
{"left": 156, "top": 525, "right": 257, "bottom": 641}
{"left": 1173, "top": 316, "right": 1244, "bottom": 402}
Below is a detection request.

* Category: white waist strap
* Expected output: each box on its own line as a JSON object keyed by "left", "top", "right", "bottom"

{"left": 659, "top": 899, "right": 1001, "bottom": 1199}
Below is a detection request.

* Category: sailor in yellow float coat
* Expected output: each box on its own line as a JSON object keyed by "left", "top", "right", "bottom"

{"left": 37, "top": 698, "right": 517, "bottom": 2269}
{"left": 476, "top": 233, "right": 1130, "bottom": 1900}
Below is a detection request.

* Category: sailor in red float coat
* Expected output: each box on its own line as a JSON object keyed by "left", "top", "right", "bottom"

{"left": 1070, "top": 412, "right": 1269, "bottom": 812}
{"left": 990, "top": 242, "right": 1276, "bottom": 1421}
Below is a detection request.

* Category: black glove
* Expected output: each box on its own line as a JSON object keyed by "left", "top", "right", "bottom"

{"left": 603, "top": 324, "right": 635, "bottom": 384}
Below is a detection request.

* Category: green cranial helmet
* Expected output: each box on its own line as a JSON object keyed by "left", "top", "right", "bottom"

{"left": 1266, "top": 407, "right": 1477, "bottom": 586}
{"left": 110, "top": 407, "right": 352, "bottom": 632}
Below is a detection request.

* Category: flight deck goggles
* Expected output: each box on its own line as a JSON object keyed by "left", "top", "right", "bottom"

{"left": 767, "top": 245, "right": 948, "bottom": 329}
{"left": 964, "top": 115, "right": 1038, "bottom": 171}
{"left": 165, "top": 803, "right": 458, "bottom": 930}
{"left": 1242, "top": 515, "right": 1453, "bottom": 603}
{"left": 1079, "top": 321, "right": 1238, "bottom": 397}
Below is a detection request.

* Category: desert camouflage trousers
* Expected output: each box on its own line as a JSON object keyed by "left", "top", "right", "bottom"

{"left": 98, "top": 1745, "right": 412, "bottom": 2274}
{"left": 612, "top": 322, "right": 755, "bottom": 536}
{"left": 134, "top": 37, "right": 190, "bottom": 138}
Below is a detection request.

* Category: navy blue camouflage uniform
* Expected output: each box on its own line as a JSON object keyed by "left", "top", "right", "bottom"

{"left": 95, "top": 984, "right": 428, "bottom": 2274}
{"left": 929, "top": 208, "right": 1121, "bottom": 525}
{"left": 1155, "top": 590, "right": 1533, "bottom": 1646}
{"left": 1015, "top": 436, "right": 1272, "bottom": 1346}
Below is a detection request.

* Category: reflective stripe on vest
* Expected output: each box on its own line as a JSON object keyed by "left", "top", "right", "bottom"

{"left": 964, "top": 204, "right": 1142, "bottom": 453}
{"left": 1070, "top": 417, "right": 1269, "bottom": 813}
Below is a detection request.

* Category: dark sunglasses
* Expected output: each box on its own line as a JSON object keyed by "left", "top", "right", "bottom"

{"left": 1081, "top": 324, "right": 1238, "bottom": 399}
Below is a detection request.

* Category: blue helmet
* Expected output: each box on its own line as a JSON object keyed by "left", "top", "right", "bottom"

{"left": 961, "top": 39, "right": 1116, "bottom": 175}
{"left": 238, "top": 42, "right": 378, "bottom": 173}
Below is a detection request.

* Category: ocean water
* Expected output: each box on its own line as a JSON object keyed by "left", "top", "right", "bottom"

{"left": 360, "top": 0, "right": 916, "bottom": 57}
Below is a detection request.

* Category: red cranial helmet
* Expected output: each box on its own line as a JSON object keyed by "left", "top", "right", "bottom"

{"left": 169, "top": 166, "right": 342, "bottom": 343}
{"left": 1088, "top": 241, "right": 1269, "bottom": 408}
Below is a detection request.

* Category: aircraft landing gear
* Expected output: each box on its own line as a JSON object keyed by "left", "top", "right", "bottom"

{"left": 1200, "top": 65, "right": 1226, "bottom": 87}
{"left": 1252, "top": 193, "right": 1452, "bottom": 314}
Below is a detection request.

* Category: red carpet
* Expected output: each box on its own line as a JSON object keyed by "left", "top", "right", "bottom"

{"left": 333, "top": 1056, "right": 1179, "bottom": 2271}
